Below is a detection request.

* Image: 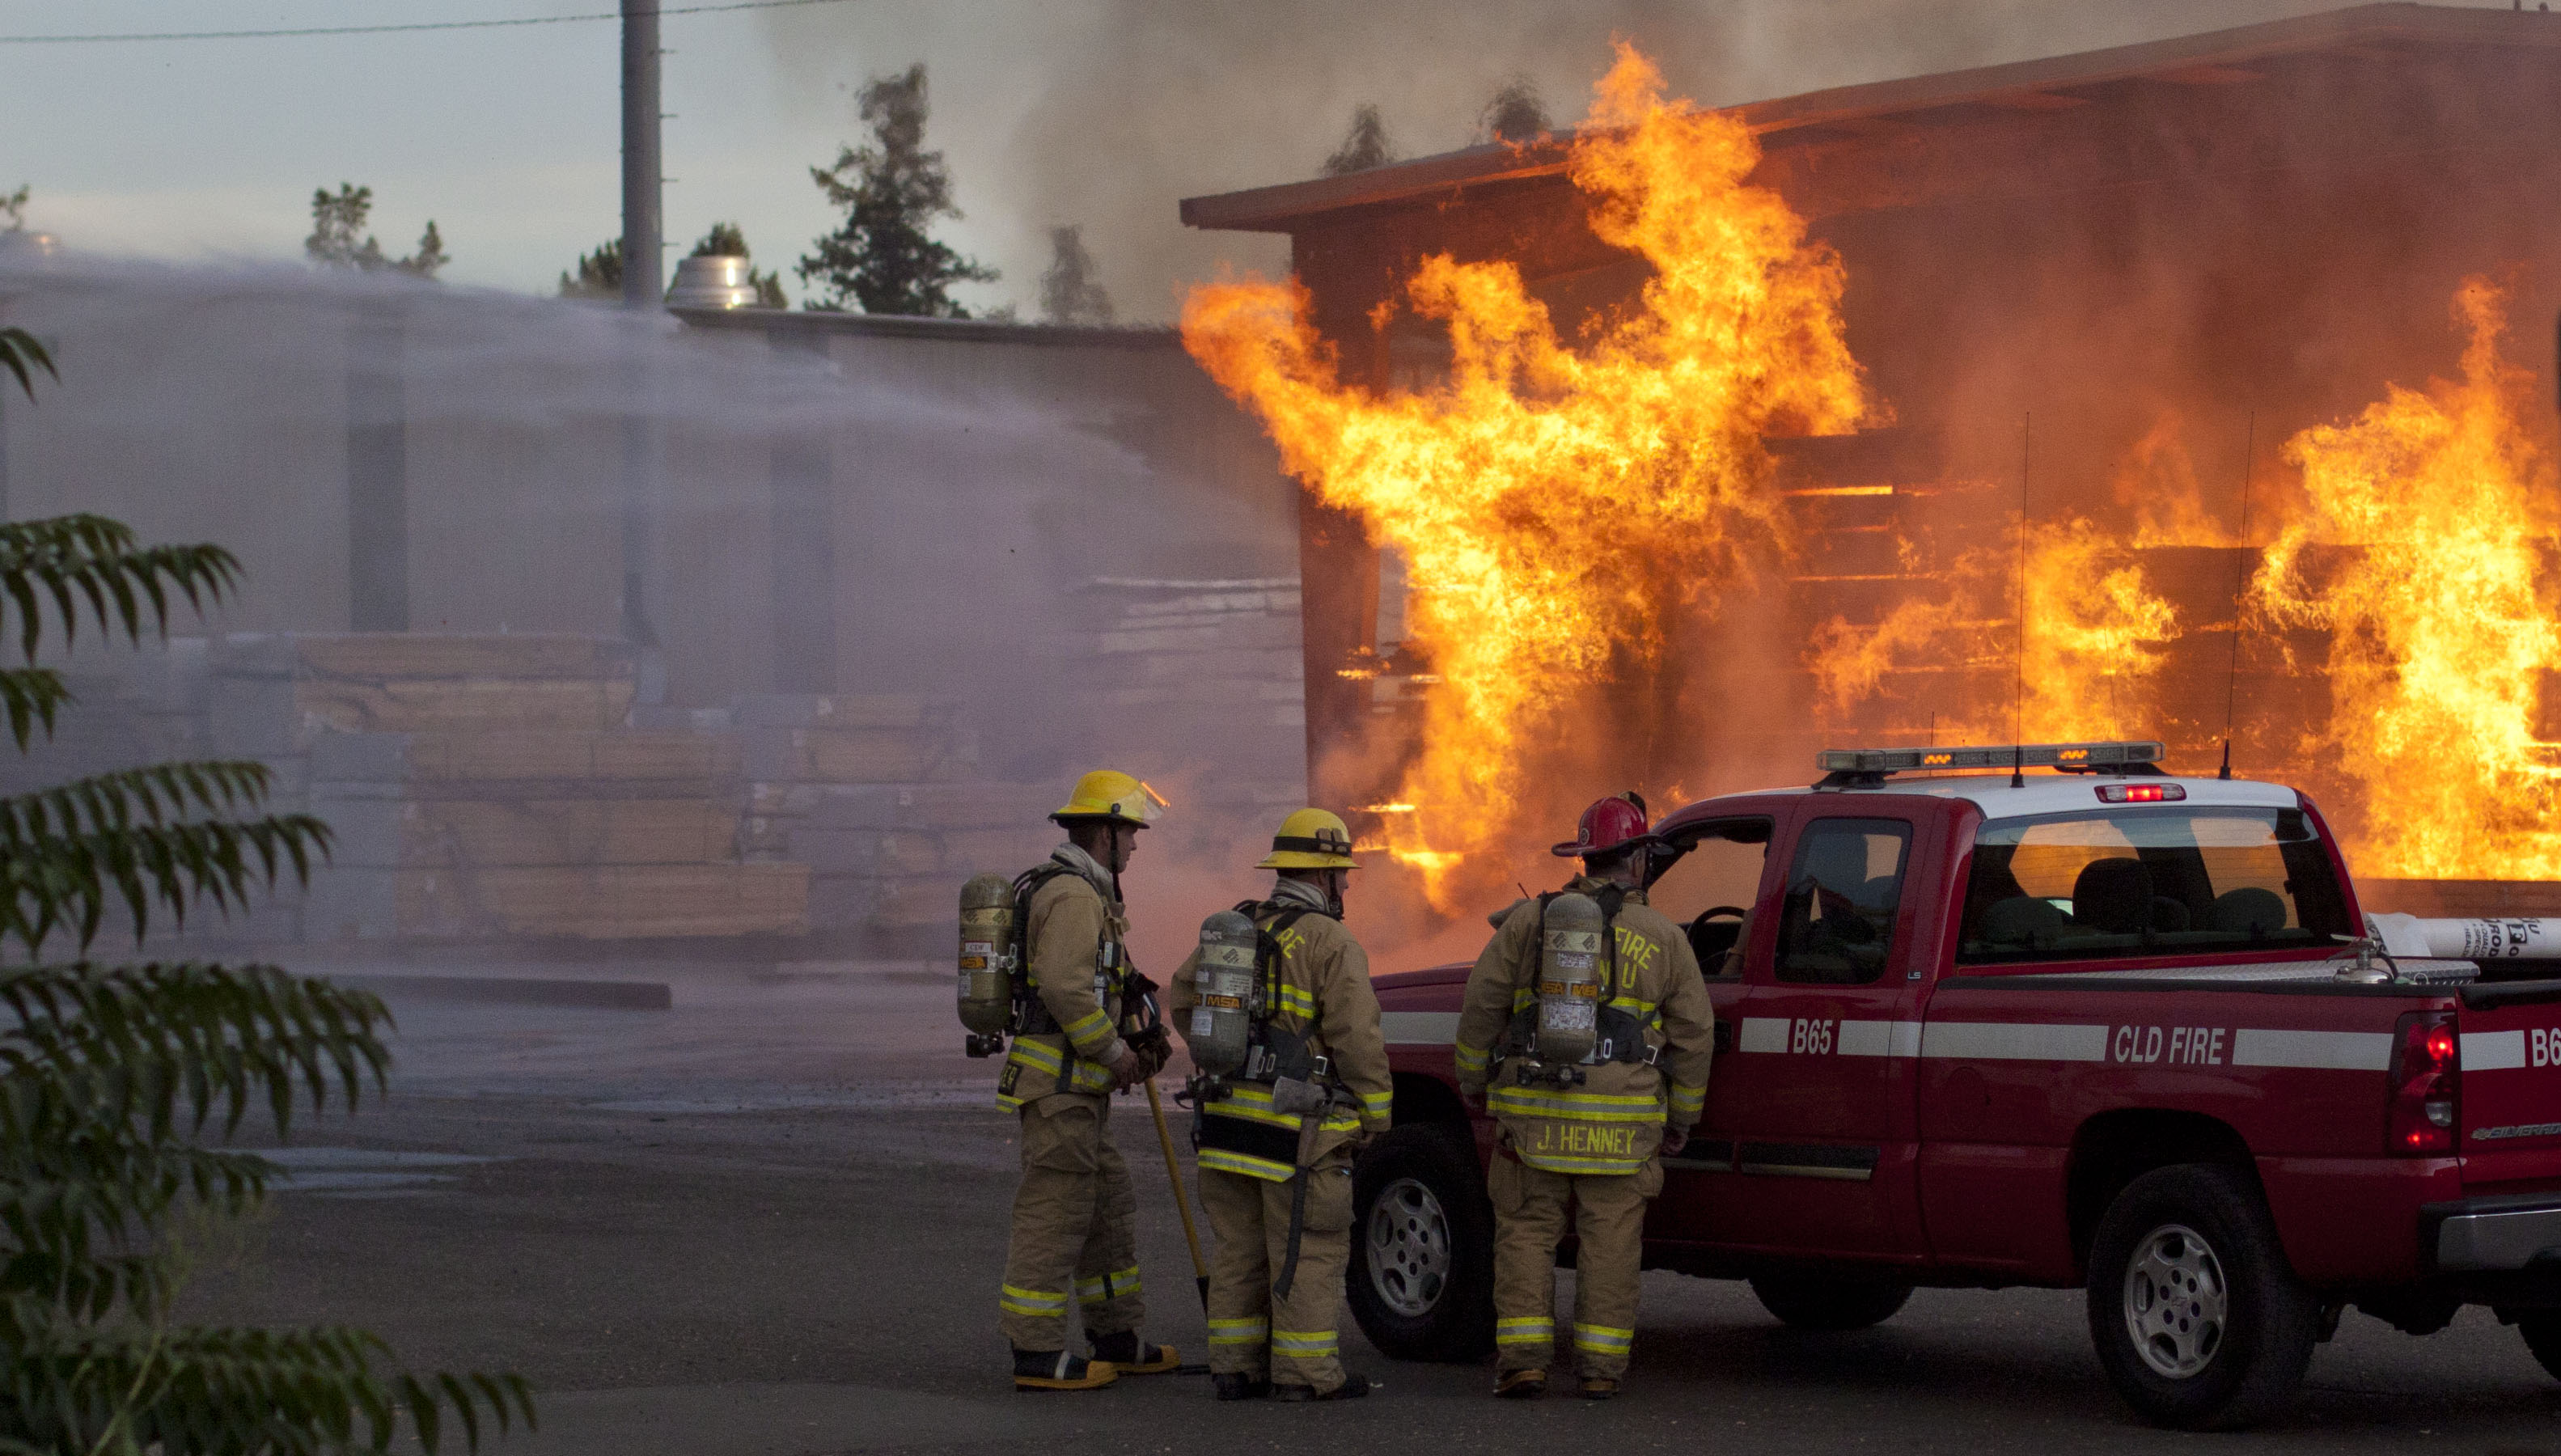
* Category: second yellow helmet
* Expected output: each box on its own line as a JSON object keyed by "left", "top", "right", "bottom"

{"left": 1258, "top": 807, "right": 1357, "bottom": 870}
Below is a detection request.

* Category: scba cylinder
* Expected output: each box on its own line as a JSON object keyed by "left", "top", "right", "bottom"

{"left": 1535, "top": 892, "right": 1605, "bottom": 1066}
{"left": 1184, "top": 910, "right": 1259, "bottom": 1077}
{"left": 957, "top": 873, "right": 1018, "bottom": 1038}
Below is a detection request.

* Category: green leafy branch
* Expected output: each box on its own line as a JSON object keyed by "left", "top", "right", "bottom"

{"left": 0, "top": 516, "right": 239, "bottom": 663}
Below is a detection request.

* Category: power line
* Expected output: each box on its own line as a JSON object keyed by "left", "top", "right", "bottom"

{"left": 0, "top": 0, "right": 859, "bottom": 45}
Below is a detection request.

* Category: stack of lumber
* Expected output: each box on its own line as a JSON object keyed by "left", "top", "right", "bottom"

{"left": 225, "top": 634, "right": 808, "bottom": 942}
{"left": 732, "top": 693, "right": 1052, "bottom": 952}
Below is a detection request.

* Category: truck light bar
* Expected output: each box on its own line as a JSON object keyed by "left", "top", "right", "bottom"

{"left": 1816, "top": 740, "right": 2166, "bottom": 775}
{"left": 2096, "top": 782, "right": 2185, "bottom": 803}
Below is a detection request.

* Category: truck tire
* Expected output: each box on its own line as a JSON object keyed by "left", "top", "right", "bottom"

{"left": 2085, "top": 1163, "right": 2319, "bottom": 1430}
{"left": 1749, "top": 1273, "right": 1915, "bottom": 1331}
{"left": 1348, "top": 1123, "right": 1495, "bottom": 1362}
{"left": 2517, "top": 1312, "right": 2561, "bottom": 1382}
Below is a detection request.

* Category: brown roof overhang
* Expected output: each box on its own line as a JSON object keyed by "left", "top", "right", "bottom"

{"left": 1179, "top": 2, "right": 2561, "bottom": 234}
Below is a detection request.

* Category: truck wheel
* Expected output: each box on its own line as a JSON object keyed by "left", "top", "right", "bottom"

{"left": 2517, "top": 1313, "right": 2561, "bottom": 1382}
{"left": 1749, "top": 1272, "right": 1915, "bottom": 1331}
{"left": 2085, "top": 1164, "right": 2319, "bottom": 1430}
{"left": 1348, "top": 1123, "right": 1495, "bottom": 1362}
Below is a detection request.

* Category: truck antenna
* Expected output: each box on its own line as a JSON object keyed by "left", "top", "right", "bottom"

{"left": 2220, "top": 411, "right": 2256, "bottom": 781}
{"left": 2013, "top": 411, "right": 2030, "bottom": 747}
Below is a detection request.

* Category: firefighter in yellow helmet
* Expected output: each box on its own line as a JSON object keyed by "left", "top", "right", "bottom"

{"left": 995, "top": 770, "right": 1179, "bottom": 1391}
{"left": 1454, "top": 794, "right": 1716, "bottom": 1400}
{"left": 1170, "top": 808, "right": 1391, "bottom": 1401}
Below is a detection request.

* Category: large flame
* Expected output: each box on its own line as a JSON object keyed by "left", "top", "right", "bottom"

{"left": 1182, "top": 44, "right": 1867, "bottom": 907}
{"left": 2019, "top": 519, "right": 2182, "bottom": 739}
{"left": 2256, "top": 278, "right": 2561, "bottom": 879}
{"left": 1808, "top": 518, "right": 2177, "bottom": 743}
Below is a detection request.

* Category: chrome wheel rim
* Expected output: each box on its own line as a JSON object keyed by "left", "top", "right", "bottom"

{"left": 1365, "top": 1176, "right": 1451, "bottom": 1318}
{"left": 2123, "top": 1222, "right": 2229, "bottom": 1379}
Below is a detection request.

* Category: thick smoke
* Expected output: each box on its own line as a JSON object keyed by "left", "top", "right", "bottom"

{"left": 0, "top": 250, "right": 1308, "bottom": 968}
{"left": 759, "top": 0, "right": 2394, "bottom": 324}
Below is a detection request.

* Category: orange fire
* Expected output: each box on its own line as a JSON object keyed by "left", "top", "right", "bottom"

{"left": 2255, "top": 277, "right": 2561, "bottom": 879}
{"left": 1181, "top": 44, "right": 1867, "bottom": 908}
{"left": 2121, "top": 414, "right": 2247, "bottom": 549}
{"left": 1809, "top": 518, "right": 2177, "bottom": 743}
{"left": 2019, "top": 519, "right": 2182, "bottom": 740}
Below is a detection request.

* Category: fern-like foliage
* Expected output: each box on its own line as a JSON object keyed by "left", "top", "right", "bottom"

{"left": 0, "top": 514, "right": 239, "bottom": 664}
{"left": 0, "top": 328, "right": 52, "bottom": 404}
{"left": 0, "top": 963, "right": 533, "bottom": 1453}
{"left": 0, "top": 426, "right": 530, "bottom": 1450}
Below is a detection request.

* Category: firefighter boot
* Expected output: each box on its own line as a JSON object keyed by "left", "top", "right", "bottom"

{"left": 1271, "top": 1373, "right": 1371, "bottom": 1402}
{"left": 1213, "top": 1373, "right": 1272, "bottom": 1401}
{"left": 1090, "top": 1329, "right": 1179, "bottom": 1375}
{"left": 1496, "top": 1369, "right": 1547, "bottom": 1399}
{"left": 1012, "top": 1348, "right": 1117, "bottom": 1392}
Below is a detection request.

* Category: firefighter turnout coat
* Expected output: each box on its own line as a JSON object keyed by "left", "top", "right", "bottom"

{"left": 1455, "top": 875, "right": 1716, "bottom": 1381}
{"left": 1455, "top": 878, "right": 1717, "bottom": 1172}
{"left": 996, "top": 845, "right": 1145, "bottom": 1355}
{"left": 997, "top": 853, "right": 1133, "bottom": 1109}
{"left": 1171, "top": 882, "right": 1391, "bottom": 1390}
{"left": 1171, "top": 887, "right": 1393, "bottom": 1175}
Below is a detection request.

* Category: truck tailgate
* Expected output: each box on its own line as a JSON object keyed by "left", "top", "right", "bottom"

{"left": 2459, "top": 979, "right": 2561, "bottom": 1188}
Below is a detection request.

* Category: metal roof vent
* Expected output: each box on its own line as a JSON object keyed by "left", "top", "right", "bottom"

{"left": 666, "top": 254, "right": 761, "bottom": 309}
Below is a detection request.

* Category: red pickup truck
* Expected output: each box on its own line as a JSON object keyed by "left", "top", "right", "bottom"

{"left": 1345, "top": 742, "right": 2561, "bottom": 1429}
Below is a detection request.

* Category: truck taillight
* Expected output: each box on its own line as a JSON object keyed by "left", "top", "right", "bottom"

{"left": 2386, "top": 1009, "right": 2459, "bottom": 1156}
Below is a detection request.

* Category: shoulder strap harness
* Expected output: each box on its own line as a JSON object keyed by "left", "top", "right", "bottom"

{"left": 1010, "top": 862, "right": 1132, "bottom": 1045}
{"left": 1224, "top": 897, "right": 1332, "bottom": 1088}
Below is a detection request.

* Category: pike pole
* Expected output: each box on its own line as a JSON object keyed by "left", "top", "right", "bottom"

{"left": 1143, "top": 1077, "right": 1211, "bottom": 1311}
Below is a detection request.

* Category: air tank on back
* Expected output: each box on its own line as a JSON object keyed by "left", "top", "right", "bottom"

{"left": 957, "top": 873, "right": 1018, "bottom": 1043}
{"left": 1185, "top": 909, "right": 1260, "bottom": 1077}
{"left": 1535, "top": 891, "right": 1605, "bottom": 1066}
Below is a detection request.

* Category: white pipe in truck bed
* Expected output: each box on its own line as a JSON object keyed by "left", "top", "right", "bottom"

{"left": 2366, "top": 912, "right": 2561, "bottom": 960}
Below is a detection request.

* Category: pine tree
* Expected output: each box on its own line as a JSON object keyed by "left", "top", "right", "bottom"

{"left": 1481, "top": 76, "right": 1550, "bottom": 143}
{"left": 1037, "top": 226, "right": 1112, "bottom": 327}
{"left": 558, "top": 239, "right": 623, "bottom": 300}
{"left": 306, "top": 184, "right": 385, "bottom": 270}
{"left": 1322, "top": 104, "right": 1395, "bottom": 176}
{"left": 795, "top": 63, "right": 996, "bottom": 317}
{"left": 399, "top": 220, "right": 448, "bottom": 279}
{"left": 306, "top": 184, "right": 447, "bottom": 278}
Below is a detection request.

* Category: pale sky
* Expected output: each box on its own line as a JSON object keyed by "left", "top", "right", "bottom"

{"left": 1, "top": 1, "right": 2498, "bottom": 322}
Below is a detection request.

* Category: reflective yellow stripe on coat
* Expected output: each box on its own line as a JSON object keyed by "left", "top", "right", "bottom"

{"left": 997, "top": 1035, "right": 1112, "bottom": 1109}
{"left": 1202, "top": 1082, "right": 1362, "bottom": 1136}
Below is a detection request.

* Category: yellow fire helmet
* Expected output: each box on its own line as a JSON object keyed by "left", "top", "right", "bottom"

{"left": 1049, "top": 769, "right": 1165, "bottom": 827}
{"left": 1257, "top": 807, "right": 1359, "bottom": 870}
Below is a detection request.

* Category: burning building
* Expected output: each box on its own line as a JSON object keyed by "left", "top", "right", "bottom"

{"left": 1179, "top": 2, "right": 2561, "bottom": 922}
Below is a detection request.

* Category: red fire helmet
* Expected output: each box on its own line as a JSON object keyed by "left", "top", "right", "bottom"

{"left": 1551, "top": 794, "right": 1656, "bottom": 859}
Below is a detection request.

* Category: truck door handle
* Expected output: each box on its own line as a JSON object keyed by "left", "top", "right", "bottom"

{"left": 1714, "top": 1022, "right": 1734, "bottom": 1053}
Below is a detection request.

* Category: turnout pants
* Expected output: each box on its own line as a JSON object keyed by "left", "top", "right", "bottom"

{"left": 1488, "top": 1153, "right": 1662, "bottom": 1379}
{"left": 998, "top": 1093, "right": 1145, "bottom": 1352}
{"left": 1199, "top": 1158, "right": 1355, "bottom": 1392}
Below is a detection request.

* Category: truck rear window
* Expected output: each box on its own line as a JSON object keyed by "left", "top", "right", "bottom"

{"left": 1957, "top": 806, "right": 2354, "bottom": 965}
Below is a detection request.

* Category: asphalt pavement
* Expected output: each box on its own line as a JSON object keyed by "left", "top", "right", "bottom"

{"left": 179, "top": 965, "right": 2561, "bottom": 1455}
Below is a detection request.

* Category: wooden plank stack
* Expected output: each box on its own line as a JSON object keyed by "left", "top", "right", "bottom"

{"left": 210, "top": 633, "right": 811, "bottom": 942}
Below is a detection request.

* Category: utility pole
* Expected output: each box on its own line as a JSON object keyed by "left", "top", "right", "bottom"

{"left": 620, "top": 0, "right": 662, "bottom": 309}
{"left": 617, "top": 0, "right": 665, "bottom": 680}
